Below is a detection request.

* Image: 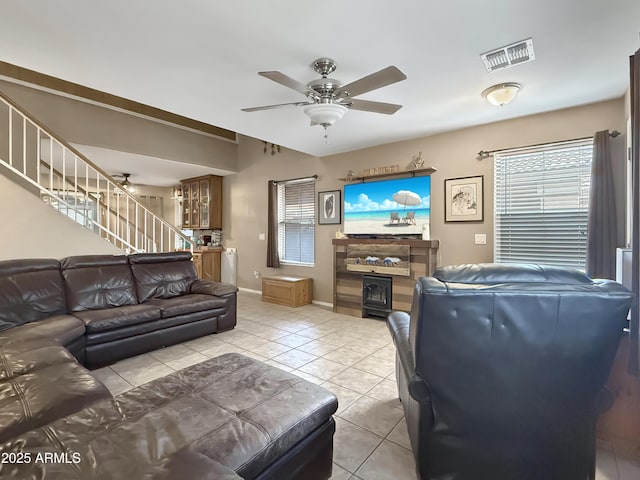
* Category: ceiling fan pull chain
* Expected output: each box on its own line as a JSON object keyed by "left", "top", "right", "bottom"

{"left": 323, "top": 125, "right": 329, "bottom": 143}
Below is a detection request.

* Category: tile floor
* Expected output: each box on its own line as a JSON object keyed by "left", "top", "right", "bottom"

{"left": 93, "top": 291, "right": 640, "bottom": 480}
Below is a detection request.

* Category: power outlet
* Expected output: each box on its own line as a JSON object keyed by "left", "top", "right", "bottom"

{"left": 475, "top": 234, "right": 487, "bottom": 245}
{"left": 253, "top": 270, "right": 260, "bottom": 278}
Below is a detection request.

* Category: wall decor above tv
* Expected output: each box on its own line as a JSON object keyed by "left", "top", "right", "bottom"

{"left": 343, "top": 176, "right": 430, "bottom": 236}
{"left": 338, "top": 166, "right": 436, "bottom": 182}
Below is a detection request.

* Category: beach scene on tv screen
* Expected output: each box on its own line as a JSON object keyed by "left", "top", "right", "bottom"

{"left": 344, "top": 176, "right": 430, "bottom": 235}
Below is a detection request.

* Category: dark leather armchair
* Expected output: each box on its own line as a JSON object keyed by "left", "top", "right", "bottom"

{"left": 387, "top": 263, "right": 632, "bottom": 480}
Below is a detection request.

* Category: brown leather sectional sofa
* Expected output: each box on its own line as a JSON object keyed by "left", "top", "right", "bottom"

{"left": 0, "top": 251, "right": 237, "bottom": 368}
{"left": 0, "top": 341, "right": 337, "bottom": 479}
{"left": 0, "top": 252, "right": 339, "bottom": 479}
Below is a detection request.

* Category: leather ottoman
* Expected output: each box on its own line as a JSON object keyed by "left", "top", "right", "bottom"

{"left": 1, "top": 353, "right": 338, "bottom": 480}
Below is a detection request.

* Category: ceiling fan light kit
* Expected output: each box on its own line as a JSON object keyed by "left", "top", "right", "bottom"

{"left": 304, "top": 102, "right": 347, "bottom": 125}
{"left": 482, "top": 82, "right": 521, "bottom": 106}
{"left": 243, "top": 57, "right": 406, "bottom": 139}
{"left": 118, "top": 173, "right": 136, "bottom": 194}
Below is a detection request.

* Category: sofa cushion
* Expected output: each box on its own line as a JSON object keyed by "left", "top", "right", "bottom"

{"left": 0, "top": 314, "right": 85, "bottom": 349}
{"left": 74, "top": 304, "right": 162, "bottom": 333}
{"left": 84, "top": 309, "right": 223, "bottom": 348}
{"left": 190, "top": 279, "right": 239, "bottom": 297}
{"left": 0, "top": 361, "right": 110, "bottom": 443}
{"left": 0, "top": 343, "right": 76, "bottom": 382}
{"left": 149, "top": 294, "right": 229, "bottom": 318}
{"left": 61, "top": 255, "right": 138, "bottom": 312}
{"left": 0, "top": 422, "right": 243, "bottom": 480}
{"left": 129, "top": 252, "right": 197, "bottom": 303}
{"left": 0, "top": 259, "right": 66, "bottom": 332}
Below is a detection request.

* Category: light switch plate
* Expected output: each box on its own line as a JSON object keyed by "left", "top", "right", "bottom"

{"left": 475, "top": 234, "right": 487, "bottom": 245}
{"left": 259, "top": 233, "right": 266, "bottom": 241}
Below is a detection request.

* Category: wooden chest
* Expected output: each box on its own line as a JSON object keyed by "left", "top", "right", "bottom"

{"left": 262, "top": 275, "right": 312, "bottom": 307}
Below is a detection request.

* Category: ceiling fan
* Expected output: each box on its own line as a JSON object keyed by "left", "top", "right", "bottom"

{"left": 242, "top": 58, "right": 407, "bottom": 137}
{"left": 112, "top": 173, "right": 136, "bottom": 194}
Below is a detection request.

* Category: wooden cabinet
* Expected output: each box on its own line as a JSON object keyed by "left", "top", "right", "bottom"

{"left": 192, "top": 249, "right": 222, "bottom": 281}
{"left": 192, "top": 253, "right": 203, "bottom": 279}
{"left": 262, "top": 275, "right": 312, "bottom": 307}
{"left": 180, "top": 175, "right": 222, "bottom": 229}
{"left": 202, "top": 249, "right": 222, "bottom": 282}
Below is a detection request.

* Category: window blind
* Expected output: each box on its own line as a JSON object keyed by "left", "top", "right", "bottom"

{"left": 494, "top": 139, "right": 593, "bottom": 270}
{"left": 278, "top": 178, "right": 315, "bottom": 265}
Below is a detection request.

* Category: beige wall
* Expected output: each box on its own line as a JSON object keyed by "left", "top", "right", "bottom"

{"left": 225, "top": 98, "right": 627, "bottom": 304}
{"left": 223, "top": 137, "right": 329, "bottom": 298}
{"left": 0, "top": 171, "right": 122, "bottom": 260}
{"left": 134, "top": 184, "right": 178, "bottom": 227}
{"left": 0, "top": 80, "right": 238, "bottom": 172}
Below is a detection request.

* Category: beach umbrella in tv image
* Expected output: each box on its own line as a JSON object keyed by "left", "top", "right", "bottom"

{"left": 393, "top": 190, "right": 421, "bottom": 209}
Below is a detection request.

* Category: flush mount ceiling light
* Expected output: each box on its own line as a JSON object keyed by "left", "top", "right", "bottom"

{"left": 481, "top": 83, "right": 521, "bottom": 106}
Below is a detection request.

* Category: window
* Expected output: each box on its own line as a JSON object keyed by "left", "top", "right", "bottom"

{"left": 47, "top": 191, "right": 99, "bottom": 233}
{"left": 494, "top": 139, "right": 593, "bottom": 270}
{"left": 278, "top": 178, "right": 315, "bottom": 265}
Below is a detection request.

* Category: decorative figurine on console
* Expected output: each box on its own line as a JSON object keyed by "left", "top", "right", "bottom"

{"left": 411, "top": 151, "right": 424, "bottom": 169}
{"left": 346, "top": 170, "right": 356, "bottom": 182}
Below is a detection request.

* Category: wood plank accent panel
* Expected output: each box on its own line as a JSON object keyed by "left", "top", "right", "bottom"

{"left": 333, "top": 238, "right": 439, "bottom": 317}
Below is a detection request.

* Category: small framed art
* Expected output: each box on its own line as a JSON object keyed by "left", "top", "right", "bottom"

{"left": 318, "top": 190, "right": 341, "bottom": 225}
{"left": 444, "top": 175, "right": 484, "bottom": 222}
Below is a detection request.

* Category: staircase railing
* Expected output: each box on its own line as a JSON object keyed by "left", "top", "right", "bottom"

{"left": 0, "top": 91, "right": 193, "bottom": 253}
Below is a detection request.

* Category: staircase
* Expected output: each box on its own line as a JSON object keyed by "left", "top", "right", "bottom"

{"left": 0, "top": 91, "right": 193, "bottom": 253}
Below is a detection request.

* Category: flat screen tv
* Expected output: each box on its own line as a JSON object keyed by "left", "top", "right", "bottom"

{"left": 343, "top": 176, "right": 430, "bottom": 236}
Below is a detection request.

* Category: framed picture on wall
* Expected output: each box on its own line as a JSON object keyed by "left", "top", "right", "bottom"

{"left": 318, "top": 190, "right": 341, "bottom": 225}
{"left": 444, "top": 175, "right": 484, "bottom": 222}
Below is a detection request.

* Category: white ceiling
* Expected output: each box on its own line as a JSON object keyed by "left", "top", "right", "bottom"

{"left": 2, "top": 1, "right": 640, "bottom": 158}
{"left": 70, "top": 144, "right": 231, "bottom": 186}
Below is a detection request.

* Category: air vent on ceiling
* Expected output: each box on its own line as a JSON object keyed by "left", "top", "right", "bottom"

{"left": 480, "top": 38, "right": 535, "bottom": 72}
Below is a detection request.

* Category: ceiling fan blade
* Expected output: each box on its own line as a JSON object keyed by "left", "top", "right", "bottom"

{"left": 344, "top": 98, "right": 402, "bottom": 115}
{"left": 258, "top": 71, "right": 317, "bottom": 97}
{"left": 335, "top": 66, "right": 407, "bottom": 98}
{"left": 241, "top": 101, "right": 312, "bottom": 112}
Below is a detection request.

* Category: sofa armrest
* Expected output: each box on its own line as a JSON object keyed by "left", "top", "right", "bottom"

{"left": 190, "top": 279, "right": 238, "bottom": 297}
{"left": 387, "top": 311, "right": 431, "bottom": 405}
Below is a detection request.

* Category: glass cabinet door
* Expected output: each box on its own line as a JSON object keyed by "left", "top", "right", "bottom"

{"left": 191, "top": 181, "right": 200, "bottom": 227}
{"left": 182, "top": 183, "right": 191, "bottom": 227}
{"left": 200, "top": 179, "right": 210, "bottom": 229}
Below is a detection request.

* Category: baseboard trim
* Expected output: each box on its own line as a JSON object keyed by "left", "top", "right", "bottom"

{"left": 238, "top": 287, "right": 333, "bottom": 309}
{"left": 238, "top": 287, "right": 262, "bottom": 295}
{"left": 312, "top": 300, "right": 333, "bottom": 308}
